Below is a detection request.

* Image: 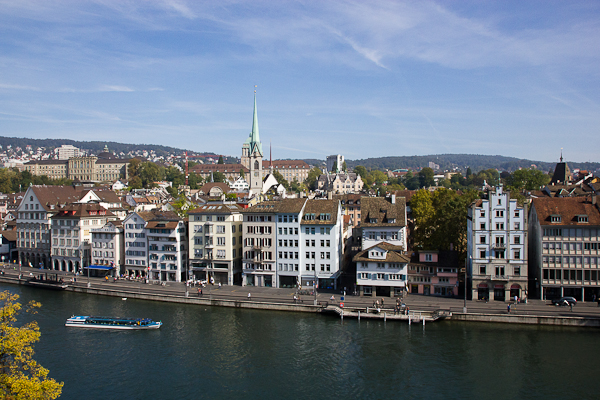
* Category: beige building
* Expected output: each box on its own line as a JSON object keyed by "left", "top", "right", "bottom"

{"left": 529, "top": 195, "right": 600, "bottom": 301}
{"left": 188, "top": 204, "right": 244, "bottom": 285}
{"left": 24, "top": 146, "right": 129, "bottom": 182}
{"left": 51, "top": 203, "right": 116, "bottom": 273}
{"left": 317, "top": 173, "right": 364, "bottom": 194}
{"left": 241, "top": 202, "right": 277, "bottom": 287}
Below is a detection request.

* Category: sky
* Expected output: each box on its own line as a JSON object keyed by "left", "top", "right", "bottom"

{"left": 1, "top": 1, "right": 599, "bottom": 163}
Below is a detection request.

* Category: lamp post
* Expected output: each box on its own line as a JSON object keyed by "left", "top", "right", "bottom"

{"left": 463, "top": 256, "right": 468, "bottom": 314}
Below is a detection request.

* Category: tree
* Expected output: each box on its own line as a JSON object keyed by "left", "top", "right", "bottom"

{"left": 411, "top": 188, "right": 479, "bottom": 260}
{"left": 331, "top": 161, "right": 338, "bottom": 173}
{"left": 354, "top": 166, "right": 368, "bottom": 180}
{"left": 138, "top": 162, "right": 163, "bottom": 188}
{"left": 212, "top": 172, "right": 226, "bottom": 183}
{"left": 272, "top": 170, "right": 290, "bottom": 190}
{"left": 239, "top": 169, "right": 245, "bottom": 179}
{"left": 342, "top": 161, "right": 347, "bottom": 172}
{"left": 505, "top": 169, "right": 550, "bottom": 191}
{"left": 128, "top": 158, "right": 142, "bottom": 178}
{"left": 418, "top": 167, "right": 435, "bottom": 188}
{"left": 304, "top": 167, "right": 322, "bottom": 191}
{"left": 0, "top": 291, "right": 63, "bottom": 399}
{"left": 218, "top": 156, "right": 224, "bottom": 164}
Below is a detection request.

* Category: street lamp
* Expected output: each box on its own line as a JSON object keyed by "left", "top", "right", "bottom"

{"left": 463, "top": 256, "right": 469, "bottom": 314}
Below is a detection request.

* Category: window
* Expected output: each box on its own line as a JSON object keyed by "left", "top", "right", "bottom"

{"left": 514, "top": 236, "right": 521, "bottom": 244}
{"left": 496, "top": 210, "right": 504, "bottom": 217}
{"left": 480, "top": 210, "right": 485, "bottom": 218}
{"left": 495, "top": 223, "right": 504, "bottom": 230}
{"left": 514, "top": 210, "right": 520, "bottom": 218}
{"left": 514, "top": 267, "right": 521, "bottom": 276}
{"left": 480, "top": 223, "right": 486, "bottom": 230}
{"left": 425, "top": 254, "right": 432, "bottom": 261}
{"left": 551, "top": 215, "right": 561, "bottom": 223}
{"left": 217, "top": 237, "right": 225, "bottom": 246}
{"left": 514, "top": 222, "right": 520, "bottom": 230}
{"left": 480, "top": 249, "right": 486, "bottom": 258}
{"left": 479, "top": 236, "right": 486, "bottom": 244}
{"left": 514, "top": 250, "right": 521, "bottom": 260}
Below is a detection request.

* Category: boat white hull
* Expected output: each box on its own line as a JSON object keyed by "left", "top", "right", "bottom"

{"left": 65, "top": 323, "right": 161, "bottom": 330}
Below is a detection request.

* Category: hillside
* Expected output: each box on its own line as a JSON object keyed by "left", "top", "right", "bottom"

{"left": 304, "top": 154, "right": 600, "bottom": 173}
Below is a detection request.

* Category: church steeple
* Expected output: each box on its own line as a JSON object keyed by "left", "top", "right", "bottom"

{"left": 250, "top": 90, "right": 263, "bottom": 157}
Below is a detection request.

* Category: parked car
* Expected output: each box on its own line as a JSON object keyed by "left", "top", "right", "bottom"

{"left": 552, "top": 296, "right": 577, "bottom": 306}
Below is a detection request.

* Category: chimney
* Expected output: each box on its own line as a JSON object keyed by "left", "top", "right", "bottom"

{"left": 592, "top": 193, "right": 597, "bottom": 206}
{"left": 328, "top": 191, "right": 332, "bottom": 200}
{"left": 391, "top": 194, "right": 396, "bottom": 204}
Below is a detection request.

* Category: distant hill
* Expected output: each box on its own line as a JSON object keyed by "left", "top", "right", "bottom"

{"left": 304, "top": 154, "right": 600, "bottom": 174}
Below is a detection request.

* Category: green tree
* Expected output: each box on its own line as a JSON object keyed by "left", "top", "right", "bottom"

{"left": 128, "top": 176, "right": 142, "bottom": 190}
{"left": 218, "top": 156, "right": 224, "bottom": 164}
{"left": 354, "top": 166, "right": 368, "bottom": 180}
{"left": 505, "top": 169, "right": 550, "bottom": 191}
{"left": 128, "top": 158, "right": 142, "bottom": 179}
{"left": 0, "top": 291, "right": 63, "bottom": 399}
{"left": 239, "top": 169, "right": 245, "bottom": 179}
{"left": 411, "top": 188, "right": 479, "bottom": 260}
{"left": 418, "top": 167, "right": 435, "bottom": 188}
{"left": 139, "top": 162, "right": 163, "bottom": 188}
{"left": 342, "top": 161, "right": 348, "bottom": 172}
{"left": 331, "top": 161, "right": 338, "bottom": 173}
{"left": 304, "top": 167, "right": 322, "bottom": 191}
{"left": 188, "top": 172, "right": 202, "bottom": 190}
{"left": 272, "top": 170, "right": 290, "bottom": 190}
{"left": 212, "top": 172, "right": 226, "bottom": 183}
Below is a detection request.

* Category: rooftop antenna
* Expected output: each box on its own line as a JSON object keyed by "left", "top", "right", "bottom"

{"left": 560, "top": 148, "right": 563, "bottom": 162}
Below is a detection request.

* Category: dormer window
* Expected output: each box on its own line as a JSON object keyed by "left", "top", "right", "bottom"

{"left": 578, "top": 215, "right": 588, "bottom": 223}
{"left": 550, "top": 215, "right": 561, "bottom": 223}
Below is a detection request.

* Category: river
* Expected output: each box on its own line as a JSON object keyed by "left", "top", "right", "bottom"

{"left": 2, "top": 284, "right": 598, "bottom": 399}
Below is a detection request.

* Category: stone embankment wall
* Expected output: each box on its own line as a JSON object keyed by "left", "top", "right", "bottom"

{"left": 451, "top": 313, "right": 600, "bottom": 328}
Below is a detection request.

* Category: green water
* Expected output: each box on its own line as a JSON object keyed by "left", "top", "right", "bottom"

{"left": 3, "top": 284, "right": 598, "bottom": 400}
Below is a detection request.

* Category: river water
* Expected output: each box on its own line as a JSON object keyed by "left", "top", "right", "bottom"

{"left": 3, "top": 284, "right": 598, "bottom": 400}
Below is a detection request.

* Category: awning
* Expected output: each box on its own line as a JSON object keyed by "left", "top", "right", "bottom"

{"left": 478, "top": 283, "right": 488, "bottom": 288}
{"left": 511, "top": 284, "right": 521, "bottom": 289}
{"left": 84, "top": 265, "right": 114, "bottom": 270}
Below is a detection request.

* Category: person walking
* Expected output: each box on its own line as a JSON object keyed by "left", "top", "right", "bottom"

{"left": 247, "top": 292, "right": 251, "bottom": 300}
{"left": 507, "top": 303, "right": 511, "bottom": 314}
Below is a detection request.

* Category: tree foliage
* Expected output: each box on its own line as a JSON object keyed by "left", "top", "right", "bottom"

{"left": 0, "top": 169, "right": 72, "bottom": 193}
{"left": 272, "top": 170, "right": 290, "bottom": 190}
{"left": 411, "top": 188, "right": 479, "bottom": 260}
{"left": 504, "top": 169, "right": 550, "bottom": 191}
{"left": 0, "top": 291, "right": 63, "bottom": 399}
{"left": 304, "top": 167, "right": 322, "bottom": 191}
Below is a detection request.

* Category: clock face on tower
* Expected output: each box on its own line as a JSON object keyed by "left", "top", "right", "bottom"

{"left": 254, "top": 172, "right": 258, "bottom": 177}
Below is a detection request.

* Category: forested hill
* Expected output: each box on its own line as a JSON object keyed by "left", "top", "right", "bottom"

{"left": 304, "top": 154, "right": 600, "bottom": 173}
{"left": 0, "top": 137, "right": 186, "bottom": 157}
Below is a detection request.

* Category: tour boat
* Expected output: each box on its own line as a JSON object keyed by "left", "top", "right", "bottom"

{"left": 65, "top": 315, "right": 162, "bottom": 330}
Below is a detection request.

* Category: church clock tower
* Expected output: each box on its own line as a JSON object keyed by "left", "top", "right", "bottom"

{"left": 244, "top": 91, "right": 263, "bottom": 195}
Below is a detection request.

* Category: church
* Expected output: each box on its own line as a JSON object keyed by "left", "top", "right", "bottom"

{"left": 190, "top": 93, "right": 310, "bottom": 195}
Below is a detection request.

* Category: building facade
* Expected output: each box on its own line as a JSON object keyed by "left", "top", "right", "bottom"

{"left": 188, "top": 204, "right": 243, "bottom": 285}
{"left": 528, "top": 195, "right": 600, "bottom": 301}
{"left": 317, "top": 173, "right": 364, "bottom": 194}
{"left": 354, "top": 242, "right": 409, "bottom": 297}
{"left": 242, "top": 202, "right": 277, "bottom": 286}
{"left": 467, "top": 186, "right": 528, "bottom": 302}
{"left": 91, "top": 220, "right": 125, "bottom": 276}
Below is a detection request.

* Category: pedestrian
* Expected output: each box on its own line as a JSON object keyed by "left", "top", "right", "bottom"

{"left": 218, "top": 282, "right": 222, "bottom": 288}
{"left": 507, "top": 304, "right": 511, "bottom": 314}
{"left": 293, "top": 294, "right": 297, "bottom": 304}
{"left": 593, "top": 294, "right": 597, "bottom": 303}
{"left": 197, "top": 288, "right": 201, "bottom": 297}
{"left": 330, "top": 295, "right": 335, "bottom": 301}
{"left": 248, "top": 292, "right": 251, "bottom": 300}
{"left": 381, "top": 298, "right": 384, "bottom": 308}
{"left": 569, "top": 302, "right": 573, "bottom": 312}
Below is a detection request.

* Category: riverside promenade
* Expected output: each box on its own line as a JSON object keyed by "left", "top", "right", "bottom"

{"left": 2, "top": 264, "right": 600, "bottom": 327}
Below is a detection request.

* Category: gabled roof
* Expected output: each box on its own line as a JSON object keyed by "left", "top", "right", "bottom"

{"left": 26, "top": 185, "right": 84, "bottom": 211}
{"left": 360, "top": 196, "right": 406, "bottom": 227}
{"left": 200, "top": 182, "right": 230, "bottom": 194}
{"left": 353, "top": 242, "right": 410, "bottom": 263}
{"left": 189, "top": 204, "right": 243, "bottom": 214}
{"left": 53, "top": 203, "right": 115, "bottom": 218}
{"left": 301, "top": 199, "right": 339, "bottom": 225}
{"left": 532, "top": 196, "right": 600, "bottom": 226}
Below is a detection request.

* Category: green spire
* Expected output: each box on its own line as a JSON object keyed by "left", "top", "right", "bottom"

{"left": 250, "top": 91, "right": 263, "bottom": 156}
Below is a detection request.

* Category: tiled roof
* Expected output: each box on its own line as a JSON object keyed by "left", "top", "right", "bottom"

{"left": 300, "top": 199, "right": 339, "bottom": 225}
{"left": 146, "top": 221, "right": 179, "bottom": 229}
{"left": 189, "top": 204, "right": 243, "bottom": 214}
{"left": 29, "top": 185, "right": 84, "bottom": 211}
{"left": 199, "top": 182, "right": 231, "bottom": 194}
{"left": 275, "top": 198, "right": 307, "bottom": 213}
{"left": 360, "top": 197, "right": 406, "bottom": 227}
{"left": 353, "top": 242, "right": 410, "bottom": 263}
{"left": 1, "top": 230, "right": 17, "bottom": 242}
{"left": 242, "top": 201, "right": 279, "bottom": 214}
{"left": 54, "top": 203, "right": 115, "bottom": 218}
{"left": 532, "top": 196, "right": 600, "bottom": 226}
{"left": 25, "top": 159, "right": 67, "bottom": 165}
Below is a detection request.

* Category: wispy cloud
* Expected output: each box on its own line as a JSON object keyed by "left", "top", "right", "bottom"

{"left": 98, "top": 85, "right": 135, "bottom": 92}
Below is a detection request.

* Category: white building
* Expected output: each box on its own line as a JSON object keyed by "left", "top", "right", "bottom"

{"left": 275, "top": 199, "right": 307, "bottom": 288}
{"left": 352, "top": 195, "right": 409, "bottom": 297}
{"left": 147, "top": 211, "right": 187, "bottom": 283}
{"left": 122, "top": 212, "right": 152, "bottom": 278}
{"left": 57, "top": 144, "right": 83, "bottom": 160}
{"left": 467, "top": 185, "right": 528, "bottom": 301}
{"left": 299, "top": 199, "right": 343, "bottom": 290}
{"left": 188, "top": 204, "right": 243, "bottom": 285}
{"left": 327, "top": 155, "right": 345, "bottom": 173}
{"left": 91, "top": 220, "right": 124, "bottom": 276}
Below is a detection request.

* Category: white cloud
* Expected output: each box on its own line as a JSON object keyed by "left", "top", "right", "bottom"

{"left": 98, "top": 85, "right": 135, "bottom": 92}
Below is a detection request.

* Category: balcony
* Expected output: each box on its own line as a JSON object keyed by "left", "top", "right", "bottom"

{"left": 253, "top": 245, "right": 262, "bottom": 250}
{"left": 492, "top": 243, "right": 506, "bottom": 249}
{"left": 492, "top": 275, "right": 509, "bottom": 281}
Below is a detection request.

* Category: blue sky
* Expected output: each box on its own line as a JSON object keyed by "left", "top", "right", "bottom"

{"left": 1, "top": 1, "right": 599, "bottom": 163}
